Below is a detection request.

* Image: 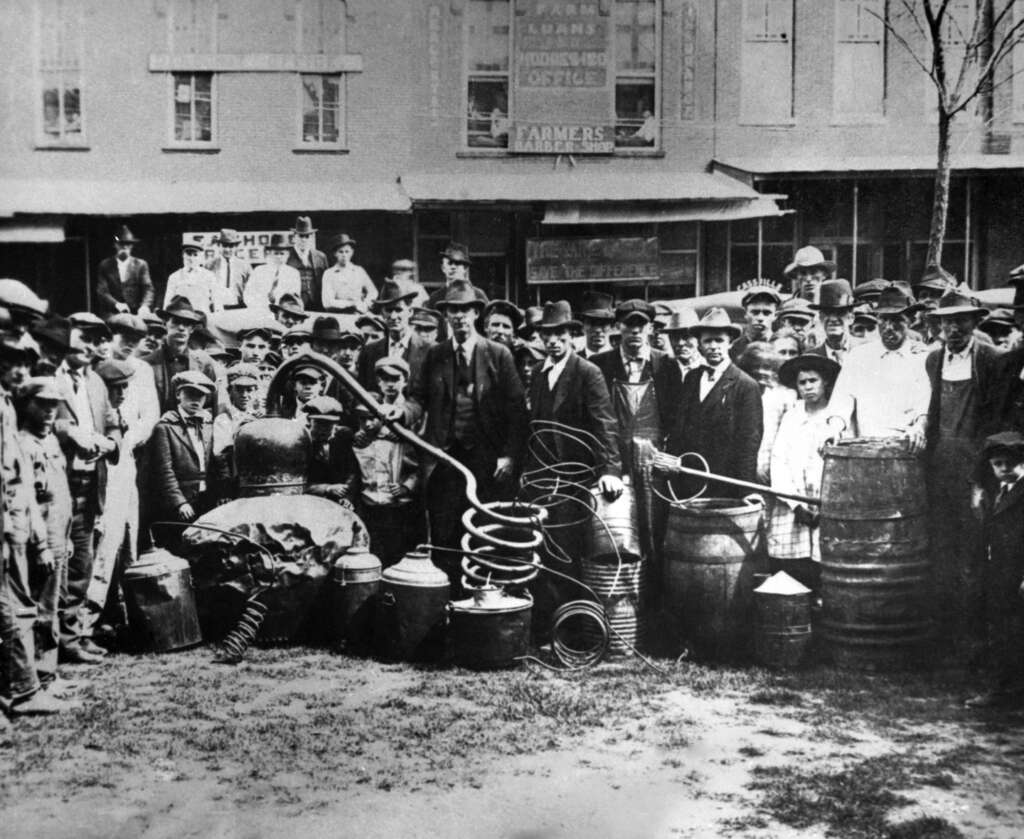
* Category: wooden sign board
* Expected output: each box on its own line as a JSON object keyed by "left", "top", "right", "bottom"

{"left": 526, "top": 237, "right": 660, "bottom": 284}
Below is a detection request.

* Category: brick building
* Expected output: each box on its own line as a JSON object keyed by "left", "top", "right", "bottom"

{"left": 1, "top": 0, "right": 1023, "bottom": 313}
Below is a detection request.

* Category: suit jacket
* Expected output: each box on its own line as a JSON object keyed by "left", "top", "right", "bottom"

{"left": 147, "top": 409, "right": 223, "bottom": 515}
{"left": 986, "top": 478, "right": 1024, "bottom": 602}
{"left": 411, "top": 336, "right": 527, "bottom": 473}
{"left": 527, "top": 353, "right": 622, "bottom": 478}
{"left": 989, "top": 346, "right": 1024, "bottom": 436}
{"left": 808, "top": 338, "right": 853, "bottom": 364}
{"left": 925, "top": 340, "right": 1003, "bottom": 451}
{"left": 357, "top": 331, "right": 432, "bottom": 394}
{"left": 206, "top": 254, "right": 252, "bottom": 306}
{"left": 53, "top": 365, "right": 121, "bottom": 515}
{"left": 665, "top": 363, "right": 763, "bottom": 495}
{"left": 286, "top": 248, "right": 329, "bottom": 310}
{"left": 95, "top": 256, "right": 154, "bottom": 315}
{"left": 142, "top": 343, "right": 224, "bottom": 415}
{"left": 589, "top": 347, "right": 681, "bottom": 438}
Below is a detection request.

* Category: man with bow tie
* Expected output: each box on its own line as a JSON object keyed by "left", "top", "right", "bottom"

{"left": 94, "top": 225, "right": 154, "bottom": 317}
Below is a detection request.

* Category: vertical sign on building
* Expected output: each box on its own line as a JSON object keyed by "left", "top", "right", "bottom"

{"left": 511, "top": 1, "right": 615, "bottom": 154}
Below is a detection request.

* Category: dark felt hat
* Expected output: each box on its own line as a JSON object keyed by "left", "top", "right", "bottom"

{"left": 871, "top": 284, "right": 915, "bottom": 316}
{"left": 536, "top": 300, "right": 580, "bottom": 331}
{"left": 31, "top": 316, "right": 72, "bottom": 351}
{"left": 113, "top": 225, "right": 140, "bottom": 244}
{"left": 982, "top": 431, "right": 1024, "bottom": 459}
{"left": 270, "top": 293, "right": 306, "bottom": 319}
{"left": 930, "top": 289, "right": 988, "bottom": 319}
{"left": 328, "top": 233, "right": 356, "bottom": 251}
{"left": 779, "top": 353, "right": 841, "bottom": 390}
{"left": 812, "top": 279, "right": 856, "bottom": 311}
{"left": 483, "top": 299, "right": 523, "bottom": 329}
{"left": 293, "top": 216, "right": 318, "bottom": 235}
{"left": 158, "top": 296, "right": 205, "bottom": 324}
{"left": 580, "top": 291, "right": 615, "bottom": 321}
{"left": 436, "top": 280, "right": 486, "bottom": 311}
{"left": 372, "top": 278, "right": 418, "bottom": 311}
{"left": 266, "top": 233, "right": 291, "bottom": 252}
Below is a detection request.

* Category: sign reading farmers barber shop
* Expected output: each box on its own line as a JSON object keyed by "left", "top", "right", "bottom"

{"left": 526, "top": 237, "right": 660, "bottom": 284}
{"left": 511, "top": 1, "right": 615, "bottom": 155}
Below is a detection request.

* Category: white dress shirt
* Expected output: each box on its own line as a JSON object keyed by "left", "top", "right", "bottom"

{"left": 619, "top": 346, "right": 650, "bottom": 384}
{"left": 699, "top": 358, "right": 731, "bottom": 402}
{"left": 541, "top": 352, "right": 571, "bottom": 390}
{"left": 244, "top": 263, "right": 301, "bottom": 310}
{"left": 942, "top": 339, "right": 973, "bottom": 382}
{"left": 164, "top": 266, "right": 221, "bottom": 313}
{"left": 321, "top": 263, "right": 378, "bottom": 311}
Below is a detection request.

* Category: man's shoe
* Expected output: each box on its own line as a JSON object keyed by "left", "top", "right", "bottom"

{"left": 79, "top": 639, "right": 109, "bottom": 657}
{"left": 59, "top": 645, "right": 104, "bottom": 665}
{"left": 10, "top": 692, "right": 80, "bottom": 715}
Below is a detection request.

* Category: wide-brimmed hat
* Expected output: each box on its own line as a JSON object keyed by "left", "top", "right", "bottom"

{"left": 270, "top": 293, "right": 306, "bottom": 319}
{"left": 439, "top": 243, "right": 472, "bottom": 266}
{"left": 158, "top": 296, "right": 205, "bottom": 324}
{"left": 20, "top": 377, "right": 66, "bottom": 402}
{"left": 914, "top": 265, "right": 957, "bottom": 292}
{"left": 31, "top": 316, "right": 72, "bottom": 351}
{"left": 436, "top": 280, "right": 486, "bottom": 311}
{"left": 214, "top": 228, "right": 241, "bottom": 246}
{"left": 662, "top": 308, "right": 700, "bottom": 335}
{"left": 69, "top": 312, "right": 112, "bottom": 338}
{"left": 0, "top": 279, "right": 48, "bottom": 319}
{"left": 171, "top": 370, "right": 215, "bottom": 394}
{"left": 774, "top": 297, "right": 817, "bottom": 324}
{"left": 873, "top": 283, "right": 916, "bottom": 316}
{"left": 691, "top": 307, "right": 742, "bottom": 339}
{"left": 580, "top": 291, "right": 615, "bottom": 322}
{"left": 979, "top": 308, "right": 1016, "bottom": 334}
{"left": 293, "top": 216, "right": 318, "bottom": 235}
{"left": 106, "top": 313, "right": 148, "bottom": 338}
{"left": 483, "top": 299, "right": 523, "bottom": 329}
{"left": 783, "top": 246, "right": 835, "bottom": 278}
{"left": 739, "top": 279, "right": 784, "bottom": 307}
{"left": 372, "top": 278, "right": 418, "bottom": 311}
{"left": 982, "top": 430, "right": 1024, "bottom": 459}
{"left": 328, "top": 233, "right": 356, "bottom": 251}
{"left": 615, "top": 299, "right": 657, "bottom": 324}
{"left": 930, "top": 289, "right": 988, "bottom": 318}
{"left": 812, "top": 279, "right": 856, "bottom": 311}
{"left": 113, "top": 225, "right": 139, "bottom": 244}
{"left": 779, "top": 353, "right": 841, "bottom": 390}
{"left": 95, "top": 359, "right": 135, "bottom": 387}
{"left": 410, "top": 307, "right": 441, "bottom": 328}
{"left": 375, "top": 356, "right": 411, "bottom": 379}
{"left": 266, "top": 233, "right": 291, "bottom": 252}
{"left": 536, "top": 300, "right": 580, "bottom": 331}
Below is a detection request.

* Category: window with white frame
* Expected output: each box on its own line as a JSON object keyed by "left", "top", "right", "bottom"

{"left": 740, "top": 0, "right": 794, "bottom": 125}
{"left": 614, "top": 0, "right": 659, "bottom": 148}
{"left": 172, "top": 72, "right": 215, "bottom": 144}
{"left": 301, "top": 74, "right": 343, "bottom": 145}
{"left": 36, "top": 0, "right": 85, "bottom": 146}
{"left": 297, "top": 1, "right": 347, "bottom": 148}
{"left": 465, "top": 0, "right": 511, "bottom": 149}
{"left": 833, "top": 0, "right": 885, "bottom": 121}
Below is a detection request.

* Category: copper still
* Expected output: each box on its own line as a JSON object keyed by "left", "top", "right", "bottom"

{"left": 122, "top": 547, "right": 203, "bottom": 652}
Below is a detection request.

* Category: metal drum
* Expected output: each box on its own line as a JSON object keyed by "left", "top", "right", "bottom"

{"left": 754, "top": 572, "right": 812, "bottom": 670}
{"left": 580, "top": 558, "right": 647, "bottom": 656}
{"left": 585, "top": 481, "right": 642, "bottom": 564}
{"left": 449, "top": 586, "right": 532, "bottom": 669}
{"left": 373, "top": 550, "right": 450, "bottom": 662}
{"left": 123, "top": 548, "right": 202, "bottom": 652}
{"left": 330, "top": 545, "right": 382, "bottom": 653}
{"left": 662, "top": 497, "right": 765, "bottom": 661}
{"left": 819, "top": 438, "right": 932, "bottom": 669}
{"left": 234, "top": 418, "right": 309, "bottom": 496}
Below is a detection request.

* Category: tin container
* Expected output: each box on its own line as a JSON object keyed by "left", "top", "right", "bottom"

{"left": 330, "top": 544, "right": 382, "bottom": 653}
{"left": 449, "top": 586, "right": 532, "bottom": 669}
{"left": 123, "top": 548, "right": 202, "bottom": 652}
{"left": 373, "top": 550, "right": 450, "bottom": 662}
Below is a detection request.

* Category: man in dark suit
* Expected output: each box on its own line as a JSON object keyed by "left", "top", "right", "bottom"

{"left": 410, "top": 280, "right": 527, "bottom": 585}
{"left": 590, "top": 299, "right": 679, "bottom": 476}
{"left": 357, "top": 278, "right": 432, "bottom": 397}
{"left": 286, "top": 216, "right": 329, "bottom": 310}
{"left": 809, "top": 279, "right": 856, "bottom": 365}
{"left": 142, "top": 296, "right": 223, "bottom": 415}
{"left": 665, "top": 307, "right": 763, "bottom": 498}
{"left": 94, "top": 225, "right": 154, "bottom": 317}
{"left": 54, "top": 317, "right": 121, "bottom": 663}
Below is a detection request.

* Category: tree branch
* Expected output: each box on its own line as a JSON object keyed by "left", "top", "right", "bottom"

{"left": 868, "top": 7, "right": 940, "bottom": 91}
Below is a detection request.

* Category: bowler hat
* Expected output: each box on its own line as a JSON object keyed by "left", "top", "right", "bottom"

{"left": 303, "top": 395, "right": 344, "bottom": 420}
{"left": 439, "top": 243, "right": 472, "bottom": 266}
{"left": 158, "top": 296, "right": 205, "bottom": 324}
{"left": 31, "top": 316, "right": 72, "bottom": 351}
{"left": 691, "top": 307, "right": 742, "bottom": 339}
{"left": 930, "top": 289, "right": 988, "bottom": 319}
{"left": 410, "top": 307, "right": 441, "bottom": 329}
{"left": 95, "top": 359, "right": 135, "bottom": 387}
{"left": 615, "top": 299, "right": 657, "bottom": 323}
{"left": 227, "top": 362, "right": 260, "bottom": 387}
{"left": 293, "top": 216, "right": 318, "bottom": 235}
{"left": 214, "top": 228, "right": 241, "bottom": 246}
{"left": 662, "top": 308, "right": 700, "bottom": 334}
{"left": 775, "top": 297, "right": 817, "bottom": 324}
{"left": 0, "top": 279, "right": 48, "bottom": 319}
{"left": 106, "top": 313, "right": 148, "bottom": 337}
{"left": 171, "top": 370, "right": 215, "bottom": 394}
{"left": 329, "top": 233, "right": 356, "bottom": 251}
{"left": 580, "top": 291, "right": 615, "bottom": 322}
{"left": 266, "top": 233, "right": 291, "bottom": 252}
{"left": 436, "top": 280, "right": 486, "bottom": 311}
{"left": 812, "top": 279, "right": 856, "bottom": 311}
{"left": 372, "top": 278, "right": 418, "bottom": 311}
{"left": 483, "top": 299, "right": 523, "bottom": 330}
{"left": 375, "top": 356, "right": 411, "bottom": 379}
{"left": 270, "top": 293, "right": 306, "bottom": 319}
{"left": 783, "top": 246, "right": 835, "bottom": 278}
{"left": 21, "top": 377, "right": 66, "bottom": 402}
{"left": 311, "top": 316, "right": 343, "bottom": 342}
{"left": 739, "top": 280, "right": 784, "bottom": 307}
{"left": 113, "top": 225, "right": 140, "bottom": 244}
{"left": 536, "top": 300, "right": 581, "bottom": 331}
{"left": 778, "top": 354, "right": 841, "bottom": 390}
{"left": 873, "top": 284, "right": 916, "bottom": 316}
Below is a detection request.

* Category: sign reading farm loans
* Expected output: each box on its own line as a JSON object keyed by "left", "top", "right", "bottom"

{"left": 512, "top": 1, "right": 615, "bottom": 155}
{"left": 526, "top": 237, "right": 660, "bottom": 284}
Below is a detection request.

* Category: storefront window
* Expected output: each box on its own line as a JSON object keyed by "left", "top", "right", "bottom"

{"left": 301, "top": 74, "right": 343, "bottom": 146}
{"left": 614, "top": 0, "right": 658, "bottom": 148}
{"left": 728, "top": 215, "right": 796, "bottom": 288}
{"left": 37, "top": 0, "right": 85, "bottom": 146}
{"left": 466, "top": 0, "right": 511, "bottom": 149}
{"left": 172, "top": 72, "right": 214, "bottom": 144}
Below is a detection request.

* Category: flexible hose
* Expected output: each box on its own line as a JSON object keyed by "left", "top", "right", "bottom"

{"left": 214, "top": 594, "right": 269, "bottom": 664}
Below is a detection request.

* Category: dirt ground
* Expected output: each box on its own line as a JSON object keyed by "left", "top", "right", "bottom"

{"left": 2, "top": 646, "right": 1023, "bottom": 839}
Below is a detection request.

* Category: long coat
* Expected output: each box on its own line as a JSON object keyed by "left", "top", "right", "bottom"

{"left": 94, "top": 255, "right": 154, "bottom": 315}
{"left": 665, "top": 363, "right": 763, "bottom": 495}
{"left": 526, "top": 353, "right": 622, "bottom": 479}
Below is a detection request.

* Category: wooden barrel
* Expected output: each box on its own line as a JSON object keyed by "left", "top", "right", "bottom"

{"left": 662, "top": 497, "right": 765, "bottom": 661}
{"left": 819, "top": 438, "right": 932, "bottom": 669}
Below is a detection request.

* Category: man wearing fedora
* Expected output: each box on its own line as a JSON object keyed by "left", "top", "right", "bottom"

{"left": 482, "top": 300, "right": 522, "bottom": 349}
{"left": 321, "top": 233, "right": 377, "bottom": 313}
{"left": 287, "top": 216, "right": 329, "bottom": 310}
{"left": 665, "top": 307, "right": 763, "bottom": 497}
{"left": 143, "top": 296, "right": 223, "bottom": 415}
{"left": 270, "top": 293, "right": 308, "bottom": 329}
{"left": 978, "top": 308, "right": 1021, "bottom": 351}
{"left": 784, "top": 246, "right": 835, "bottom": 302}
{"left": 164, "top": 242, "right": 221, "bottom": 314}
{"left": 911, "top": 266, "right": 958, "bottom": 345}
{"left": 809, "top": 279, "right": 857, "bottom": 365}
{"left": 663, "top": 309, "right": 702, "bottom": 379}
{"left": 244, "top": 234, "right": 301, "bottom": 310}
{"left": 578, "top": 291, "right": 616, "bottom": 360}
{"left": 427, "top": 244, "right": 488, "bottom": 309}
{"left": 205, "top": 228, "right": 251, "bottom": 308}
{"left": 825, "top": 283, "right": 930, "bottom": 450}
{"left": 411, "top": 280, "right": 527, "bottom": 584}
{"left": 357, "top": 278, "right": 431, "bottom": 396}
{"left": 925, "top": 289, "right": 1002, "bottom": 659}
{"left": 94, "top": 225, "right": 155, "bottom": 317}
{"left": 731, "top": 280, "right": 783, "bottom": 362}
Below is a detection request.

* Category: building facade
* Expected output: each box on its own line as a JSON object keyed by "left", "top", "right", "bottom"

{"left": 1, "top": 0, "right": 1023, "bottom": 313}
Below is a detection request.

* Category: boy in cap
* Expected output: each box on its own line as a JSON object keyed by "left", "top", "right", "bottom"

{"left": 302, "top": 395, "right": 359, "bottom": 508}
{"left": 164, "top": 242, "right": 220, "bottom": 313}
{"left": 270, "top": 293, "right": 307, "bottom": 329}
{"left": 356, "top": 313, "right": 385, "bottom": 345}
{"left": 141, "top": 313, "right": 166, "bottom": 356}
{"left": 290, "top": 363, "right": 325, "bottom": 414}
{"left": 212, "top": 363, "right": 261, "bottom": 499}
{"left": 731, "top": 280, "right": 783, "bottom": 361}
{"left": 410, "top": 308, "right": 441, "bottom": 345}
{"left": 964, "top": 432, "right": 1024, "bottom": 709}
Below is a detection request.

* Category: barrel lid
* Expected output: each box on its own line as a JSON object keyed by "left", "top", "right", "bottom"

{"left": 333, "top": 545, "right": 382, "bottom": 574}
{"left": 754, "top": 571, "right": 811, "bottom": 596}
{"left": 382, "top": 550, "right": 449, "bottom": 588}
{"left": 451, "top": 585, "right": 532, "bottom": 614}
{"left": 124, "top": 548, "right": 190, "bottom": 577}
{"left": 824, "top": 437, "right": 914, "bottom": 458}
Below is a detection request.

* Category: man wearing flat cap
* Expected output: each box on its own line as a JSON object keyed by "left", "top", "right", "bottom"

{"left": 164, "top": 242, "right": 221, "bottom": 314}
{"left": 206, "top": 228, "right": 251, "bottom": 308}
{"left": 357, "top": 278, "right": 431, "bottom": 396}
{"left": 287, "top": 216, "right": 329, "bottom": 310}
{"left": 95, "top": 225, "right": 154, "bottom": 317}
{"left": 591, "top": 299, "right": 679, "bottom": 476}
{"left": 731, "top": 280, "right": 783, "bottom": 362}
{"left": 321, "top": 233, "right": 377, "bottom": 313}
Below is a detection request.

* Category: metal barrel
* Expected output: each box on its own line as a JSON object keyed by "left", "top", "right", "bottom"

{"left": 123, "top": 550, "right": 203, "bottom": 652}
{"left": 662, "top": 497, "right": 765, "bottom": 661}
{"left": 580, "top": 558, "right": 647, "bottom": 656}
{"left": 330, "top": 547, "right": 382, "bottom": 653}
{"left": 819, "top": 438, "right": 932, "bottom": 670}
{"left": 754, "top": 590, "right": 812, "bottom": 670}
{"left": 585, "top": 482, "right": 642, "bottom": 564}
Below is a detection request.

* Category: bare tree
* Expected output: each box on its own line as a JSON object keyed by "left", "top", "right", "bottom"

{"left": 877, "top": 1, "right": 1024, "bottom": 272}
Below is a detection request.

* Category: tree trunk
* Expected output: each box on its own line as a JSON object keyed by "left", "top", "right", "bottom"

{"left": 926, "top": 109, "right": 953, "bottom": 271}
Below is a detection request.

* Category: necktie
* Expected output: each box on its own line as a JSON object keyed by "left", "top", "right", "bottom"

{"left": 117, "top": 408, "right": 126, "bottom": 434}
{"left": 457, "top": 344, "right": 470, "bottom": 388}
{"left": 997, "top": 485, "right": 1010, "bottom": 506}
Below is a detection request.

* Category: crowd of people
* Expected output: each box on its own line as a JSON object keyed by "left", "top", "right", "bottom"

{"left": 3, "top": 222, "right": 1024, "bottom": 720}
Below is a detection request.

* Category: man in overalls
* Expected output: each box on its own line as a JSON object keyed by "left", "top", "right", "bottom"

{"left": 925, "top": 289, "right": 1002, "bottom": 663}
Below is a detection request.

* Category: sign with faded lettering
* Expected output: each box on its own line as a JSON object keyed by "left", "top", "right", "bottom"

{"left": 526, "top": 237, "right": 660, "bottom": 284}
{"left": 512, "top": 0, "right": 614, "bottom": 155}
{"left": 183, "top": 231, "right": 292, "bottom": 265}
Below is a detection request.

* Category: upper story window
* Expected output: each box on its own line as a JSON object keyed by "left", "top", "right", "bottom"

{"left": 172, "top": 72, "right": 215, "bottom": 144}
{"left": 297, "top": 1, "right": 348, "bottom": 149}
{"left": 466, "top": 0, "right": 511, "bottom": 149}
{"left": 301, "top": 73, "right": 343, "bottom": 146}
{"left": 833, "top": 0, "right": 885, "bottom": 122}
{"left": 36, "top": 0, "right": 86, "bottom": 147}
{"left": 740, "top": 0, "right": 794, "bottom": 125}
{"left": 614, "top": 0, "right": 658, "bottom": 148}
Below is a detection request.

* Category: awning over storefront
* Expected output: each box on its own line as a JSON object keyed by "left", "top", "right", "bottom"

{"left": 542, "top": 197, "right": 788, "bottom": 225}
{"left": 714, "top": 154, "right": 1024, "bottom": 180}
{"left": 0, "top": 179, "right": 410, "bottom": 216}
{"left": 0, "top": 216, "right": 66, "bottom": 242}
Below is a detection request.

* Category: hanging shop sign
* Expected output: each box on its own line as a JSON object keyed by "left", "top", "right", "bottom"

{"left": 526, "top": 237, "right": 660, "bottom": 284}
{"left": 511, "top": 1, "right": 615, "bottom": 155}
{"left": 182, "top": 231, "right": 292, "bottom": 265}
